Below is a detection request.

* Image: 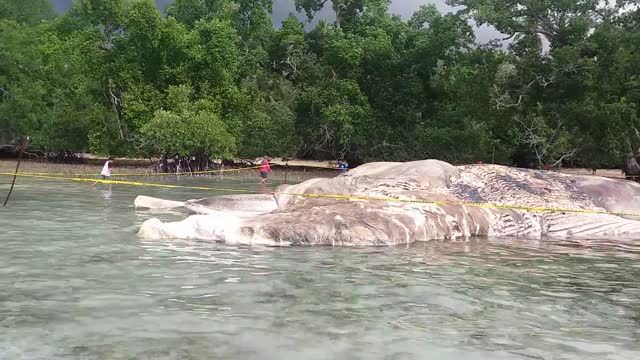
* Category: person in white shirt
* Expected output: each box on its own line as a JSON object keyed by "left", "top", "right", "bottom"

{"left": 100, "top": 158, "right": 113, "bottom": 180}
{"left": 92, "top": 157, "right": 114, "bottom": 191}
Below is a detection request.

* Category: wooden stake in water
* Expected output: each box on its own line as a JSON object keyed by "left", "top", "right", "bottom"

{"left": 3, "top": 136, "right": 29, "bottom": 207}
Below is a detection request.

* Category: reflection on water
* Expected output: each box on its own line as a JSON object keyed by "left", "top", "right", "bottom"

{"left": 99, "top": 189, "right": 112, "bottom": 200}
{"left": 1, "top": 177, "right": 639, "bottom": 360}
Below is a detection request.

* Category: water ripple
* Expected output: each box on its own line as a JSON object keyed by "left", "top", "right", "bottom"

{"left": 1, "top": 178, "right": 640, "bottom": 359}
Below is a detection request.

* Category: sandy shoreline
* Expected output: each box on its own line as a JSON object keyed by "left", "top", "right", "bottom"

{"left": 0, "top": 159, "right": 340, "bottom": 184}
{"left": 0, "top": 155, "right": 340, "bottom": 170}
{"left": 0, "top": 158, "right": 628, "bottom": 179}
{"left": 74, "top": 153, "right": 342, "bottom": 169}
{"left": 556, "top": 168, "right": 626, "bottom": 178}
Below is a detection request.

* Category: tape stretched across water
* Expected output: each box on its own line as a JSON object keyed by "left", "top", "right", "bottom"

{"left": 2, "top": 171, "right": 639, "bottom": 218}
{"left": 9, "top": 164, "right": 341, "bottom": 177}
{"left": 11, "top": 165, "right": 263, "bottom": 177}
{"left": 273, "top": 192, "right": 640, "bottom": 218}
{"left": 0, "top": 172, "right": 256, "bottom": 193}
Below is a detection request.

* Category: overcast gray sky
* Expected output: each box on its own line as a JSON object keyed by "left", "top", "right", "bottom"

{"left": 50, "top": 0, "right": 502, "bottom": 43}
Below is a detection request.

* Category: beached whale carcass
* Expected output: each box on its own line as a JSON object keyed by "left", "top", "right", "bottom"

{"left": 137, "top": 160, "right": 640, "bottom": 246}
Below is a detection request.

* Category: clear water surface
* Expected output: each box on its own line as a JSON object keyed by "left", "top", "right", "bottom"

{"left": 1, "top": 176, "right": 639, "bottom": 360}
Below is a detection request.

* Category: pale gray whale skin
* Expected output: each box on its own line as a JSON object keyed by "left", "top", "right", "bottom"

{"left": 135, "top": 194, "right": 277, "bottom": 214}
{"left": 137, "top": 160, "right": 640, "bottom": 246}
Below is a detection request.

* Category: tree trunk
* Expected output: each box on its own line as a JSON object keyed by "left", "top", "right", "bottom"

{"left": 194, "top": 152, "right": 211, "bottom": 172}
{"left": 161, "top": 154, "right": 168, "bottom": 172}
{"left": 624, "top": 152, "right": 640, "bottom": 175}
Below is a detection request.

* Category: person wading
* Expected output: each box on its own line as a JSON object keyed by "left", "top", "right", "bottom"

{"left": 101, "top": 157, "right": 114, "bottom": 180}
{"left": 259, "top": 156, "right": 272, "bottom": 184}
{"left": 92, "top": 157, "right": 114, "bottom": 191}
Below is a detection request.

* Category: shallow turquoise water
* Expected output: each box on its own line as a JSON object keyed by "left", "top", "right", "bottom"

{"left": 1, "top": 176, "right": 640, "bottom": 359}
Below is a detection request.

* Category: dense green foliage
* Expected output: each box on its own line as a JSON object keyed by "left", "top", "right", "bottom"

{"left": 1, "top": 0, "right": 640, "bottom": 168}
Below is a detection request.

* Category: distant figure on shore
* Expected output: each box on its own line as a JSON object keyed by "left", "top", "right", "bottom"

{"left": 259, "top": 156, "right": 272, "bottom": 184}
{"left": 101, "top": 158, "right": 113, "bottom": 180}
{"left": 339, "top": 160, "right": 349, "bottom": 174}
{"left": 543, "top": 163, "right": 551, "bottom": 171}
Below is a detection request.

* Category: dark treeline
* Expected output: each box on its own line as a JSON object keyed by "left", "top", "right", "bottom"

{"left": 2, "top": 0, "right": 640, "bottom": 169}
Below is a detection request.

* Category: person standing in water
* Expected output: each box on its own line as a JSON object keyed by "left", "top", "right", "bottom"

{"left": 101, "top": 157, "right": 114, "bottom": 180}
{"left": 92, "top": 157, "right": 114, "bottom": 191}
{"left": 259, "top": 156, "right": 272, "bottom": 184}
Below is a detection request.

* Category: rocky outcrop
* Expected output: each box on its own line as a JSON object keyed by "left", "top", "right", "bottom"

{"left": 137, "top": 160, "right": 640, "bottom": 246}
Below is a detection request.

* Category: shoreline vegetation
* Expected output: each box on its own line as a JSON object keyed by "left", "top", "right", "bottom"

{"left": 2, "top": 1, "right": 640, "bottom": 173}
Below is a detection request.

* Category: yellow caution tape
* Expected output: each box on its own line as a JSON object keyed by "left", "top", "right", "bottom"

{"left": 0, "top": 172, "right": 259, "bottom": 193}
{"left": 273, "top": 192, "right": 640, "bottom": 218}
{"left": 11, "top": 165, "right": 265, "bottom": 177}
{"left": 5, "top": 171, "right": 635, "bottom": 218}
{"left": 11, "top": 164, "right": 341, "bottom": 177}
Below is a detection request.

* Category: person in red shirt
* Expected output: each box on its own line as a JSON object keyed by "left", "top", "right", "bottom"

{"left": 259, "top": 156, "right": 272, "bottom": 184}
